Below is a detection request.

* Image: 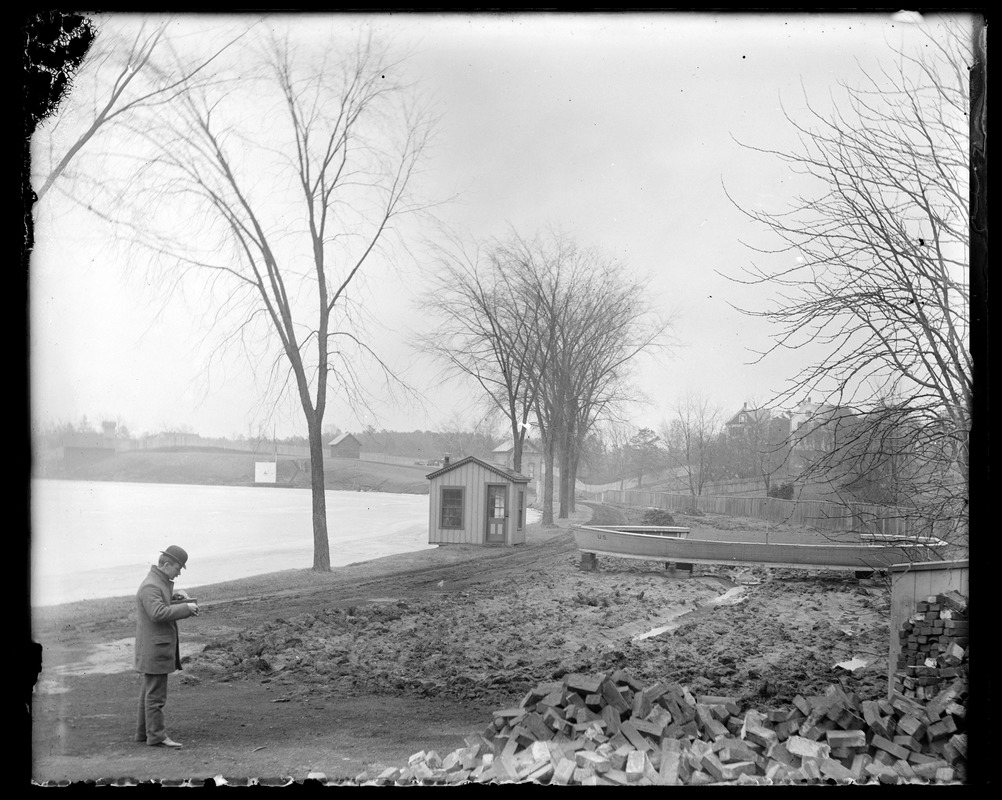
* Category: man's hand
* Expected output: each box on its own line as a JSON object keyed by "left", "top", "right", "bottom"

{"left": 172, "top": 590, "right": 191, "bottom": 601}
{"left": 187, "top": 602, "right": 199, "bottom": 616}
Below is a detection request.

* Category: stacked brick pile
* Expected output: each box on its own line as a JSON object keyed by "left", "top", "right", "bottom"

{"left": 361, "top": 657, "right": 968, "bottom": 785}
{"left": 892, "top": 590, "right": 969, "bottom": 703}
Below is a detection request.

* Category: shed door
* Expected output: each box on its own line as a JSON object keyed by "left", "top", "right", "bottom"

{"left": 485, "top": 483, "right": 507, "bottom": 544}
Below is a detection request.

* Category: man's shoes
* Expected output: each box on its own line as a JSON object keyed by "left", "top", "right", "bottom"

{"left": 150, "top": 737, "right": 183, "bottom": 748}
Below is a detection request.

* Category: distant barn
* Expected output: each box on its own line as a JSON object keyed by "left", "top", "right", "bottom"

{"left": 427, "top": 456, "right": 530, "bottom": 546}
{"left": 328, "top": 432, "right": 361, "bottom": 459}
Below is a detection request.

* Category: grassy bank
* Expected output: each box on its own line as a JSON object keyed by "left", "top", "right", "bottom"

{"left": 36, "top": 450, "right": 431, "bottom": 494}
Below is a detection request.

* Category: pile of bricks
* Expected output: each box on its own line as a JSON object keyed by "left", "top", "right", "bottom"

{"left": 361, "top": 666, "right": 967, "bottom": 785}
{"left": 360, "top": 591, "right": 970, "bottom": 786}
{"left": 892, "top": 591, "right": 969, "bottom": 703}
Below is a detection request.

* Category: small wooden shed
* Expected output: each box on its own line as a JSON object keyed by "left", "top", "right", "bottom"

{"left": 427, "top": 456, "right": 530, "bottom": 546}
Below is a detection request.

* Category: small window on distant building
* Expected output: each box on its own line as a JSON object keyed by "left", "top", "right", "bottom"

{"left": 440, "top": 487, "right": 464, "bottom": 529}
{"left": 528, "top": 462, "right": 535, "bottom": 477}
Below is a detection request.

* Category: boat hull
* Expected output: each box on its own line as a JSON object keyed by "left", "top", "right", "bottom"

{"left": 573, "top": 526, "right": 945, "bottom": 571}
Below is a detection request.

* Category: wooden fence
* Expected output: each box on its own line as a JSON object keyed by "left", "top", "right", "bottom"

{"left": 360, "top": 452, "right": 436, "bottom": 467}
{"left": 699, "top": 478, "right": 769, "bottom": 496}
{"left": 601, "top": 489, "right": 941, "bottom": 538}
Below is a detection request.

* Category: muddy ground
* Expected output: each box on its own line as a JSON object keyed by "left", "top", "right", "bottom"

{"left": 30, "top": 502, "right": 892, "bottom": 784}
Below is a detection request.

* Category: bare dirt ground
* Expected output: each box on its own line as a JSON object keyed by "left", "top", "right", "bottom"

{"left": 30, "top": 502, "right": 893, "bottom": 785}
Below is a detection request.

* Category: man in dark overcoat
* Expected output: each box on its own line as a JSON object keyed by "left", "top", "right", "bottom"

{"left": 134, "top": 545, "right": 199, "bottom": 748}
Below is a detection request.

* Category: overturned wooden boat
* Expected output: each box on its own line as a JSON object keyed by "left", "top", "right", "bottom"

{"left": 573, "top": 525, "right": 948, "bottom": 572}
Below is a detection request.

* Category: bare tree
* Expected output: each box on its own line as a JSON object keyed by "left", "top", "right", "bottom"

{"left": 724, "top": 20, "right": 973, "bottom": 544}
{"left": 421, "top": 228, "right": 672, "bottom": 523}
{"left": 660, "top": 391, "right": 722, "bottom": 497}
{"left": 600, "top": 420, "right": 637, "bottom": 491}
{"left": 416, "top": 231, "right": 555, "bottom": 474}
{"left": 717, "top": 401, "right": 793, "bottom": 494}
{"left": 533, "top": 242, "right": 674, "bottom": 519}
{"left": 108, "top": 27, "right": 435, "bottom": 570}
{"left": 435, "top": 412, "right": 501, "bottom": 462}
{"left": 827, "top": 400, "right": 926, "bottom": 506}
{"left": 31, "top": 14, "right": 245, "bottom": 209}
{"left": 792, "top": 395, "right": 964, "bottom": 538}
{"left": 735, "top": 405, "right": 791, "bottom": 496}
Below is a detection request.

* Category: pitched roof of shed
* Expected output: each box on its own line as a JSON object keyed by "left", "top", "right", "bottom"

{"left": 328, "top": 432, "right": 360, "bottom": 447}
{"left": 426, "top": 455, "right": 530, "bottom": 483}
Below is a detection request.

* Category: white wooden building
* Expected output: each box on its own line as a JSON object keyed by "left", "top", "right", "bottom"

{"left": 491, "top": 440, "right": 541, "bottom": 498}
{"left": 427, "top": 456, "right": 530, "bottom": 546}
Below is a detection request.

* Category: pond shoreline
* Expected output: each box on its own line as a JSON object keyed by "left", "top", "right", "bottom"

{"left": 30, "top": 479, "right": 438, "bottom": 608}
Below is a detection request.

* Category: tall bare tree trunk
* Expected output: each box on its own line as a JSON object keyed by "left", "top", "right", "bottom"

{"left": 511, "top": 419, "right": 526, "bottom": 473}
{"left": 306, "top": 419, "right": 330, "bottom": 570}
{"left": 568, "top": 446, "right": 580, "bottom": 514}
{"left": 558, "top": 425, "right": 573, "bottom": 519}
{"left": 541, "top": 433, "right": 555, "bottom": 525}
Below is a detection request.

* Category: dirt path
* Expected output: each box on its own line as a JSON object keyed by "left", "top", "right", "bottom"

{"left": 31, "top": 502, "right": 891, "bottom": 785}
{"left": 30, "top": 507, "right": 598, "bottom": 783}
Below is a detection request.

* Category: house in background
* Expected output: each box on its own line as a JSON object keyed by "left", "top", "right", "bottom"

{"left": 787, "top": 397, "right": 842, "bottom": 472}
{"left": 427, "top": 455, "right": 530, "bottom": 546}
{"left": 328, "top": 432, "right": 361, "bottom": 459}
{"left": 725, "top": 397, "right": 854, "bottom": 477}
{"left": 491, "top": 439, "right": 541, "bottom": 490}
{"left": 724, "top": 403, "right": 788, "bottom": 439}
{"left": 788, "top": 397, "right": 832, "bottom": 432}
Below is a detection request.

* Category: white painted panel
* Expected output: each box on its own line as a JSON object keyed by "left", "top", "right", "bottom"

{"left": 255, "top": 462, "right": 277, "bottom": 483}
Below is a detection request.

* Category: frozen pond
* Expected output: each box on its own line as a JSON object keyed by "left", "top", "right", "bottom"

{"left": 30, "top": 479, "right": 437, "bottom": 607}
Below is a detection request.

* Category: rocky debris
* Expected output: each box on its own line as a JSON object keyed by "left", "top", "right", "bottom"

{"left": 350, "top": 591, "right": 969, "bottom": 786}
{"left": 633, "top": 574, "right": 889, "bottom": 704}
{"left": 187, "top": 563, "right": 887, "bottom": 710}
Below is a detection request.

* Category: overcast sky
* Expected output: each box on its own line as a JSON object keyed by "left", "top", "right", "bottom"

{"left": 29, "top": 10, "right": 970, "bottom": 441}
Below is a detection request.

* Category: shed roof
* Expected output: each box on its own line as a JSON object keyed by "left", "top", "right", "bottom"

{"left": 426, "top": 455, "right": 530, "bottom": 483}
{"left": 328, "top": 432, "right": 360, "bottom": 447}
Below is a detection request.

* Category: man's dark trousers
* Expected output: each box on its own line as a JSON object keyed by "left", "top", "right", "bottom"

{"left": 135, "top": 673, "right": 169, "bottom": 744}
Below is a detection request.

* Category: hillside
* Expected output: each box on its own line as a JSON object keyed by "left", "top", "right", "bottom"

{"left": 37, "top": 450, "right": 432, "bottom": 494}
{"left": 351, "top": 429, "right": 499, "bottom": 461}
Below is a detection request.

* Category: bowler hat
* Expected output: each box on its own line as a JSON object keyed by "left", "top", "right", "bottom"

{"left": 160, "top": 545, "right": 189, "bottom": 569}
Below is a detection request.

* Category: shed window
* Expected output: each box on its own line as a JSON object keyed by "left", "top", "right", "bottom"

{"left": 517, "top": 489, "right": 524, "bottom": 531}
{"left": 440, "top": 487, "right": 464, "bottom": 529}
